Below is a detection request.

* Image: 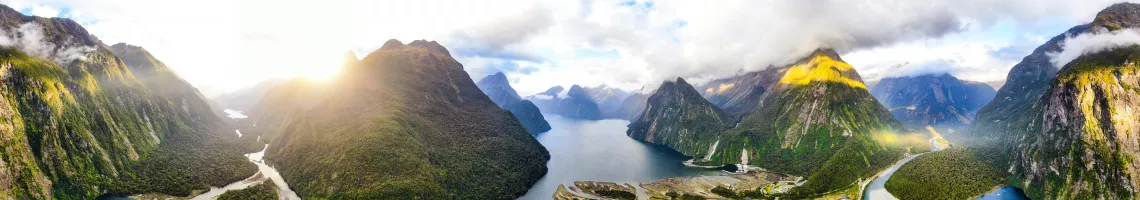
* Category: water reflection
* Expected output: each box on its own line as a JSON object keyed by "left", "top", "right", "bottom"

{"left": 518, "top": 115, "right": 720, "bottom": 199}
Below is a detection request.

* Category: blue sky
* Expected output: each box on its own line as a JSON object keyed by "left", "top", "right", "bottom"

{"left": 0, "top": 0, "right": 1133, "bottom": 96}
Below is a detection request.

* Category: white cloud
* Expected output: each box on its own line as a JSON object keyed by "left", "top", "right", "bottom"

{"left": 0, "top": 22, "right": 94, "bottom": 64}
{"left": 3, "top": 0, "right": 1135, "bottom": 95}
{"left": 1048, "top": 28, "right": 1140, "bottom": 68}
{"left": 28, "top": 4, "right": 57, "bottom": 17}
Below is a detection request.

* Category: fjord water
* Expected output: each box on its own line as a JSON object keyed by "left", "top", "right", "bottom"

{"left": 519, "top": 115, "right": 721, "bottom": 199}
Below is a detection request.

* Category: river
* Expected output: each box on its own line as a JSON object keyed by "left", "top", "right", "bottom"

{"left": 190, "top": 142, "right": 301, "bottom": 200}
{"left": 861, "top": 136, "right": 1029, "bottom": 200}
{"left": 517, "top": 115, "right": 722, "bottom": 199}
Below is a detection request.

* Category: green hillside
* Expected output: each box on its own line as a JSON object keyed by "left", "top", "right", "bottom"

{"left": 630, "top": 49, "right": 925, "bottom": 197}
{"left": 0, "top": 5, "right": 256, "bottom": 199}
{"left": 254, "top": 39, "right": 550, "bottom": 199}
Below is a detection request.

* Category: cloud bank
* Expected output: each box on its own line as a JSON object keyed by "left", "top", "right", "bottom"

{"left": 1049, "top": 28, "right": 1140, "bottom": 68}
{"left": 5, "top": 0, "right": 1134, "bottom": 96}
{"left": 0, "top": 22, "right": 94, "bottom": 64}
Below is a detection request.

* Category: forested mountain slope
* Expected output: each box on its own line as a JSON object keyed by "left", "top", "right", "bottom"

{"left": 0, "top": 5, "right": 255, "bottom": 199}
{"left": 253, "top": 39, "right": 550, "bottom": 199}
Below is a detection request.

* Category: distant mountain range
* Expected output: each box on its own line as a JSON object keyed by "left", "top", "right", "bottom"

{"left": 213, "top": 78, "right": 288, "bottom": 112}
{"left": 870, "top": 74, "right": 996, "bottom": 127}
{"left": 0, "top": 5, "right": 258, "bottom": 199}
{"left": 582, "top": 85, "right": 633, "bottom": 119}
{"left": 525, "top": 85, "right": 604, "bottom": 120}
{"left": 246, "top": 39, "right": 549, "bottom": 199}
{"left": 476, "top": 72, "right": 552, "bottom": 134}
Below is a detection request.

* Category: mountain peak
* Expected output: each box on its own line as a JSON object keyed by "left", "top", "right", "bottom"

{"left": 811, "top": 48, "right": 842, "bottom": 61}
{"left": 668, "top": 77, "right": 690, "bottom": 85}
{"left": 540, "top": 86, "right": 564, "bottom": 96}
{"left": 343, "top": 51, "right": 358, "bottom": 61}
{"left": 1092, "top": 2, "right": 1140, "bottom": 30}
{"left": 778, "top": 48, "right": 866, "bottom": 89}
{"left": 380, "top": 39, "right": 404, "bottom": 50}
{"left": 408, "top": 39, "right": 451, "bottom": 57}
{"left": 491, "top": 71, "right": 508, "bottom": 80}
{"left": 376, "top": 39, "right": 452, "bottom": 57}
{"left": 478, "top": 72, "right": 510, "bottom": 87}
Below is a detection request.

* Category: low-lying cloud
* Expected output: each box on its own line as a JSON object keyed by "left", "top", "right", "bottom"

{"left": 1049, "top": 28, "right": 1140, "bottom": 68}
{"left": 0, "top": 22, "right": 94, "bottom": 64}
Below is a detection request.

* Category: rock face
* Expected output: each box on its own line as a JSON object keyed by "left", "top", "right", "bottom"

{"left": 870, "top": 74, "right": 996, "bottom": 126}
{"left": 476, "top": 72, "right": 552, "bottom": 134}
{"left": 631, "top": 49, "right": 917, "bottom": 196}
{"left": 525, "top": 85, "right": 604, "bottom": 120}
{"left": 0, "top": 5, "right": 256, "bottom": 199}
{"left": 627, "top": 78, "right": 734, "bottom": 155}
{"left": 970, "top": 3, "right": 1140, "bottom": 199}
{"left": 253, "top": 39, "right": 549, "bottom": 199}
{"left": 697, "top": 67, "right": 784, "bottom": 118}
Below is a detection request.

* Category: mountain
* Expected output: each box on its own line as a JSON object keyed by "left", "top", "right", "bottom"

{"left": 0, "top": 5, "right": 257, "bottom": 199}
{"left": 696, "top": 67, "right": 784, "bottom": 118}
{"left": 870, "top": 74, "right": 996, "bottom": 127}
{"left": 251, "top": 39, "right": 549, "bottom": 199}
{"left": 629, "top": 49, "right": 920, "bottom": 196}
{"left": 968, "top": 3, "right": 1140, "bottom": 199}
{"left": 476, "top": 72, "right": 551, "bottom": 134}
{"left": 213, "top": 78, "right": 288, "bottom": 112}
{"left": 525, "top": 85, "right": 604, "bottom": 120}
{"left": 1009, "top": 45, "right": 1140, "bottom": 199}
{"left": 527, "top": 86, "right": 562, "bottom": 111}
{"left": 627, "top": 78, "right": 734, "bottom": 157}
{"left": 583, "top": 85, "right": 632, "bottom": 119}
{"left": 614, "top": 92, "right": 650, "bottom": 121}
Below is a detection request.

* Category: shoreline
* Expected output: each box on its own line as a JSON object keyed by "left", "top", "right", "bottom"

{"left": 971, "top": 185, "right": 1011, "bottom": 199}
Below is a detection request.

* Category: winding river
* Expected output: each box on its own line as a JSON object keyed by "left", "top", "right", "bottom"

{"left": 190, "top": 141, "right": 301, "bottom": 200}
{"left": 860, "top": 136, "right": 1029, "bottom": 200}
{"left": 191, "top": 110, "right": 300, "bottom": 200}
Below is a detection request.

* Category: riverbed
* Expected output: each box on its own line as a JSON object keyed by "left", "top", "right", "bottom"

{"left": 190, "top": 142, "right": 301, "bottom": 200}
{"left": 517, "top": 115, "right": 721, "bottom": 199}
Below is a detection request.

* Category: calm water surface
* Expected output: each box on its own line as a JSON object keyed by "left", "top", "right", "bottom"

{"left": 978, "top": 186, "right": 1029, "bottom": 200}
{"left": 518, "top": 115, "right": 720, "bottom": 199}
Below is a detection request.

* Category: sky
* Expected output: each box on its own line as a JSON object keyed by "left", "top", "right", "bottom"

{"left": 0, "top": 0, "right": 1136, "bottom": 97}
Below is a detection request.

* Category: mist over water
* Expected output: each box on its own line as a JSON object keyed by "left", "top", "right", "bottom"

{"left": 518, "top": 115, "right": 721, "bottom": 199}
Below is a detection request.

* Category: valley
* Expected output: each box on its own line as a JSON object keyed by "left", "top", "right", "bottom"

{"left": 3, "top": 1, "right": 1140, "bottom": 200}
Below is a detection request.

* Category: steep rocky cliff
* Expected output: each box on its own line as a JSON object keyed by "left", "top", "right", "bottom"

{"left": 1009, "top": 45, "right": 1140, "bottom": 199}
{"left": 627, "top": 78, "right": 734, "bottom": 157}
{"left": 970, "top": 3, "right": 1140, "bottom": 199}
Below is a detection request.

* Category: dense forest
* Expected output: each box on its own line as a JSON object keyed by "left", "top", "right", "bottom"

{"left": 217, "top": 181, "right": 277, "bottom": 200}
{"left": 885, "top": 147, "right": 1004, "bottom": 199}
{"left": 252, "top": 40, "right": 549, "bottom": 199}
